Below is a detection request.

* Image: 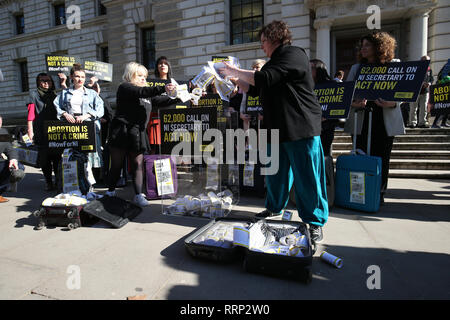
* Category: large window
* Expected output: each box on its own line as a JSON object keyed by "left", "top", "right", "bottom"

{"left": 15, "top": 14, "right": 25, "bottom": 34}
{"left": 99, "top": 45, "right": 109, "bottom": 63}
{"left": 54, "top": 3, "right": 66, "bottom": 26}
{"left": 142, "top": 27, "right": 155, "bottom": 72}
{"left": 18, "top": 60, "right": 29, "bottom": 92}
{"left": 230, "top": 0, "right": 263, "bottom": 45}
{"left": 98, "top": 1, "right": 107, "bottom": 16}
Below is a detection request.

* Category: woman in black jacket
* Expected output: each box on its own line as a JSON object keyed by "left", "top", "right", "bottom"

{"left": 27, "top": 73, "right": 60, "bottom": 191}
{"left": 220, "top": 20, "right": 328, "bottom": 243}
{"left": 106, "top": 62, "right": 175, "bottom": 206}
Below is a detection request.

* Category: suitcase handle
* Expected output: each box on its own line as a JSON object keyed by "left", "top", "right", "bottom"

{"left": 353, "top": 107, "right": 372, "bottom": 156}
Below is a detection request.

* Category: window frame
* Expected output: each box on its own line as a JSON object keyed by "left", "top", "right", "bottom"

{"left": 97, "top": 0, "right": 107, "bottom": 16}
{"left": 17, "top": 60, "right": 29, "bottom": 92}
{"left": 141, "top": 27, "right": 156, "bottom": 73}
{"left": 15, "top": 13, "right": 25, "bottom": 35}
{"left": 230, "top": 0, "right": 264, "bottom": 46}
{"left": 53, "top": 2, "right": 66, "bottom": 26}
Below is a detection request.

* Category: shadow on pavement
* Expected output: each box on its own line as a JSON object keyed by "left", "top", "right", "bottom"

{"left": 159, "top": 239, "right": 450, "bottom": 300}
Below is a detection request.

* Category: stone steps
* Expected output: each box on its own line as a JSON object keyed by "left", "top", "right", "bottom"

{"left": 331, "top": 127, "right": 450, "bottom": 178}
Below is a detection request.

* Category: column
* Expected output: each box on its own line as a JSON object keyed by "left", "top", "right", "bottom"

{"left": 314, "top": 19, "right": 333, "bottom": 68}
{"left": 409, "top": 9, "right": 429, "bottom": 60}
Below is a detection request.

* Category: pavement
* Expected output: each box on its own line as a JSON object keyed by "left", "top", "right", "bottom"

{"left": 0, "top": 165, "right": 449, "bottom": 300}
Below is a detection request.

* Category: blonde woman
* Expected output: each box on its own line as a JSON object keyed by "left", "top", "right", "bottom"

{"left": 106, "top": 62, "right": 175, "bottom": 206}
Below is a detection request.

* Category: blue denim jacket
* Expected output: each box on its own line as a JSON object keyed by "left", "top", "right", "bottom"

{"left": 54, "top": 86, "right": 104, "bottom": 123}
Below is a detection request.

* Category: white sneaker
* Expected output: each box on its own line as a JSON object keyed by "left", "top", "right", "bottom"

{"left": 105, "top": 190, "right": 116, "bottom": 197}
{"left": 134, "top": 193, "right": 149, "bottom": 207}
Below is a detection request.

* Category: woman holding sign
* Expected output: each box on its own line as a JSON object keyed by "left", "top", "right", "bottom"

{"left": 54, "top": 64, "right": 105, "bottom": 176}
{"left": 27, "top": 73, "right": 60, "bottom": 191}
{"left": 219, "top": 20, "right": 328, "bottom": 243}
{"left": 344, "top": 31, "right": 405, "bottom": 204}
{"left": 106, "top": 62, "right": 176, "bottom": 207}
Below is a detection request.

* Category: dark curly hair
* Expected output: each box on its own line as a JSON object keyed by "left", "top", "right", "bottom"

{"left": 357, "top": 31, "right": 397, "bottom": 64}
{"left": 258, "top": 20, "right": 292, "bottom": 45}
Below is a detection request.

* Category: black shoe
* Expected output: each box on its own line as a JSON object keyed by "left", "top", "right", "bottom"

{"left": 418, "top": 124, "right": 430, "bottom": 128}
{"left": 309, "top": 225, "right": 323, "bottom": 243}
{"left": 255, "top": 209, "right": 281, "bottom": 218}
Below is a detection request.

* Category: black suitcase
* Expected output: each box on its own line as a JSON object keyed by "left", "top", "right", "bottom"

{"left": 82, "top": 196, "right": 142, "bottom": 228}
{"left": 34, "top": 204, "right": 90, "bottom": 230}
{"left": 184, "top": 216, "right": 253, "bottom": 263}
{"left": 243, "top": 220, "right": 313, "bottom": 284}
{"left": 185, "top": 217, "right": 313, "bottom": 283}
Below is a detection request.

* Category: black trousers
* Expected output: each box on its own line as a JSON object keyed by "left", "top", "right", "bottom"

{"left": 356, "top": 108, "right": 394, "bottom": 196}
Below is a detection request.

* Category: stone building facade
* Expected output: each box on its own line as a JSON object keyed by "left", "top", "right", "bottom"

{"left": 0, "top": 0, "right": 448, "bottom": 121}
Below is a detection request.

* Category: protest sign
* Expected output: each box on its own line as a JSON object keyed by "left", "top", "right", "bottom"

{"left": 245, "top": 94, "right": 263, "bottom": 117}
{"left": 314, "top": 81, "right": 354, "bottom": 119}
{"left": 353, "top": 60, "right": 430, "bottom": 102}
{"left": 83, "top": 60, "right": 113, "bottom": 82}
{"left": 429, "top": 82, "right": 450, "bottom": 116}
{"left": 45, "top": 55, "right": 79, "bottom": 75}
{"left": 44, "top": 121, "right": 96, "bottom": 152}
{"left": 196, "top": 93, "right": 228, "bottom": 112}
{"left": 159, "top": 107, "right": 217, "bottom": 155}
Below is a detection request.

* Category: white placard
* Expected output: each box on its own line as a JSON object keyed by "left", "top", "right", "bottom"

{"left": 154, "top": 158, "right": 174, "bottom": 196}
{"left": 243, "top": 163, "right": 254, "bottom": 187}
{"left": 233, "top": 226, "right": 250, "bottom": 248}
{"left": 350, "top": 172, "right": 365, "bottom": 204}
{"left": 62, "top": 161, "right": 79, "bottom": 194}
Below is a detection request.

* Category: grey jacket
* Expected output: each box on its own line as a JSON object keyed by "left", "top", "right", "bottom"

{"left": 344, "top": 63, "right": 405, "bottom": 137}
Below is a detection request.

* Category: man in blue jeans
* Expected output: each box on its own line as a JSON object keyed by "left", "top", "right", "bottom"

{"left": 220, "top": 20, "right": 328, "bottom": 243}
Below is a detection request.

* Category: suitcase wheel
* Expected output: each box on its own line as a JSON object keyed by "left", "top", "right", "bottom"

{"left": 36, "top": 221, "right": 45, "bottom": 230}
{"left": 67, "top": 210, "right": 76, "bottom": 219}
{"left": 67, "top": 223, "right": 79, "bottom": 230}
{"left": 33, "top": 208, "right": 45, "bottom": 217}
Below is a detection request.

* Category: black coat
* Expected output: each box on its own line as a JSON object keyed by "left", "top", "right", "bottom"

{"left": 108, "top": 82, "right": 167, "bottom": 152}
{"left": 252, "top": 44, "right": 322, "bottom": 142}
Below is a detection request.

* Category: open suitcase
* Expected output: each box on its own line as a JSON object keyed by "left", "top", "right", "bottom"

{"left": 82, "top": 196, "right": 142, "bottom": 228}
{"left": 335, "top": 110, "right": 382, "bottom": 212}
{"left": 185, "top": 216, "right": 313, "bottom": 283}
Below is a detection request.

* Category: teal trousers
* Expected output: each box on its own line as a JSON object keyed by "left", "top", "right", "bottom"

{"left": 265, "top": 136, "right": 329, "bottom": 226}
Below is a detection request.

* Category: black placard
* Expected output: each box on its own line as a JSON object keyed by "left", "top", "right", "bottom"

{"left": 195, "top": 93, "right": 228, "bottom": 112}
{"left": 314, "top": 81, "right": 354, "bottom": 119}
{"left": 245, "top": 94, "right": 263, "bottom": 117}
{"left": 429, "top": 82, "right": 450, "bottom": 116}
{"left": 44, "top": 121, "right": 96, "bottom": 152}
{"left": 353, "top": 60, "right": 430, "bottom": 102}
{"left": 159, "top": 107, "right": 217, "bottom": 155}
{"left": 429, "top": 82, "right": 450, "bottom": 104}
{"left": 45, "top": 55, "right": 80, "bottom": 75}
{"left": 83, "top": 60, "right": 113, "bottom": 82}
